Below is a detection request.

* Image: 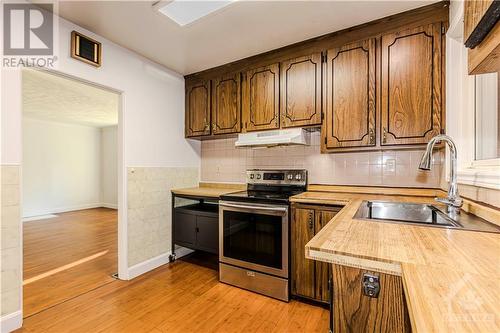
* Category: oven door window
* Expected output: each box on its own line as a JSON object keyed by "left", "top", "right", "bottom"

{"left": 223, "top": 211, "right": 282, "bottom": 269}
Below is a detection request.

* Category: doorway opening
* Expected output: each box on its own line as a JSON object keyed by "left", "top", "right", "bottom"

{"left": 21, "top": 69, "right": 121, "bottom": 317}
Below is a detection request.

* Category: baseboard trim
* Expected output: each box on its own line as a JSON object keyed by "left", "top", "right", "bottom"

{"left": 101, "top": 203, "right": 118, "bottom": 209}
{"left": 23, "top": 203, "right": 118, "bottom": 219}
{"left": 128, "top": 253, "right": 170, "bottom": 280}
{"left": 127, "top": 247, "right": 194, "bottom": 280}
{"left": 1, "top": 310, "right": 22, "bottom": 333}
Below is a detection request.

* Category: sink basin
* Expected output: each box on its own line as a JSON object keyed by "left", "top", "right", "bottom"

{"left": 354, "top": 201, "right": 500, "bottom": 233}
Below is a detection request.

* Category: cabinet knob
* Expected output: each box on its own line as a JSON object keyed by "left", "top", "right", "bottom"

{"left": 382, "top": 127, "right": 387, "bottom": 144}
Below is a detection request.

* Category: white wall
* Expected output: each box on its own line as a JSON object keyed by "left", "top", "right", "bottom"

{"left": 22, "top": 119, "right": 119, "bottom": 217}
{"left": 101, "top": 126, "right": 118, "bottom": 208}
{"left": 22, "top": 118, "right": 102, "bottom": 217}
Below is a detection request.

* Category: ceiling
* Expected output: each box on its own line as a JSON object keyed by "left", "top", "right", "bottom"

{"left": 23, "top": 70, "right": 119, "bottom": 127}
{"left": 52, "top": 1, "right": 438, "bottom": 75}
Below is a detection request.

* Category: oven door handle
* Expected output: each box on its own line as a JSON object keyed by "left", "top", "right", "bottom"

{"left": 219, "top": 202, "right": 288, "bottom": 214}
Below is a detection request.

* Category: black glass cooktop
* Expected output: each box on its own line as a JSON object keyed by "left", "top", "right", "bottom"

{"left": 220, "top": 190, "right": 304, "bottom": 205}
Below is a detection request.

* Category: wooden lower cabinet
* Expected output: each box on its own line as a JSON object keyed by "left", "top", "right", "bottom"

{"left": 315, "top": 210, "right": 337, "bottom": 303}
{"left": 291, "top": 204, "right": 341, "bottom": 303}
{"left": 291, "top": 207, "right": 316, "bottom": 299}
{"left": 332, "top": 264, "right": 411, "bottom": 333}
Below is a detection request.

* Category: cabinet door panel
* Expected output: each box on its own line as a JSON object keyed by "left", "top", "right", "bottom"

{"left": 325, "top": 39, "right": 376, "bottom": 149}
{"left": 185, "top": 80, "right": 210, "bottom": 137}
{"left": 333, "top": 264, "right": 411, "bottom": 333}
{"left": 381, "top": 23, "right": 442, "bottom": 145}
{"left": 212, "top": 73, "right": 241, "bottom": 135}
{"left": 196, "top": 216, "right": 219, "bottom": 254}
{"left": 281, "top": 53, "right": 322, "bottom": 128}
{"left": 243, "top": 63, "right": 280, "bottom": 132}
{"left": 315, "top": 209, "right": 339, "bottom": 303}
{"left": 291, "top": 208, "right": 316, "bottom": 299}
{"left": 174, "top": 211, "right": 196, "bottom": 247}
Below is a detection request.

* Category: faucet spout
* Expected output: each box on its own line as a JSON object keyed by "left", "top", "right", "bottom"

{"left": 419, "top": 135, "right": 462, "bottom": 217}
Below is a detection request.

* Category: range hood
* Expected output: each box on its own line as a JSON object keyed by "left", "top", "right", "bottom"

{"left": 235, "top": 128, "right": 310, "bottom": 148}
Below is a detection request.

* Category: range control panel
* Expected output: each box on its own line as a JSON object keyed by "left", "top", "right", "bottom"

{"left": 246, "top": 169, "right": 307, "bottom": 186}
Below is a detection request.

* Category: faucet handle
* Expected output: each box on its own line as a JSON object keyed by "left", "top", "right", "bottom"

{"left": 435, "top": 197, "right": 463, "bottom": 208}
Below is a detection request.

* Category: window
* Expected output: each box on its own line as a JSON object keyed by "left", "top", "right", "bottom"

{"left": 474, "top": 72, "right": 499, "bottom": 161}
{"left": 445, "top": 10, "right": 499, "bottom": 190}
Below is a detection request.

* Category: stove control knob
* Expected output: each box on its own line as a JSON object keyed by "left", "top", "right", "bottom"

{"left": 287, "top": 174, "right": 294, "bottom": 180}
{"left": 295, "top": 174, "right": 302, "bottom": 181}
{"left": 250, "top": 174, "right": 254, "bottom": 179}
{"left": 256, "top": 174, "right": 261, "bottom": 179}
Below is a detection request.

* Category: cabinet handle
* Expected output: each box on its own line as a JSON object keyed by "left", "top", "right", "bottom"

{"left": 308, "top": 212, "right": 313, "bottom": 230}
{"left": 382, "top": 127, "right": 387, "bottom": 144}
{"left": 369, "top": 128, "right": 375, "bottom": 144}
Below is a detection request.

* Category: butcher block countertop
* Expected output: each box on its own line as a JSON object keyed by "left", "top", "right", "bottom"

{"left": 293, "top": 186, "right": 500, "bottom": 333}
{"left": 171, "top": 182, "right": 244, "bottom": 198}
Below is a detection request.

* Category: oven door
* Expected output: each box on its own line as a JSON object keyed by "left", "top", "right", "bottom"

{"left": 219, "top": 201, "right": 288, "bottom": 278}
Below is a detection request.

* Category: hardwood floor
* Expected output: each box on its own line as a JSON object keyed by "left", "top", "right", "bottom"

{"left": 18, "top": 258, "right": 329, "bottom": 333}
{"left": 23, "top": 208, "right": 117, "bottom": 317}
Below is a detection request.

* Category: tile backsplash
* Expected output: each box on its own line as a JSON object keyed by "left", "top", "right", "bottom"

{"left": 201, "top": 132, "right": 443, "bottom": 187}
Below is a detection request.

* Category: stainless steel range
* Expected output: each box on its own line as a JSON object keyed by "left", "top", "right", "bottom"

{"left": 218, "top": 169, "right": 307, "bottom": 301}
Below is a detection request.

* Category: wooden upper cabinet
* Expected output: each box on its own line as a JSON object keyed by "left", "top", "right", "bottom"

{"left": 464, "top": 0, "right": 500, "bottom": 75}
{"left": 381, "top": 23, "right": 443, "bottom": 146}
{"left": 324, "top": 39, "right": 376, "bottom": 149}
{"left": 280, "top": 53, "right": 322, "bottom": 128}
{"left": 243, "top": 63, "right": 280, "bottom": 132}
{"left": 211, "top": 73, "right": 241, "bottom": 135}
{"left": 185, "top": 79, "right": 211, "bottom": 137}
{"left": 464, "top": 0, "right": 495, "bottom": 42}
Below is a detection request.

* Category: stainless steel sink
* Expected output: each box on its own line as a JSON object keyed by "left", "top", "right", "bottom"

{"left": 354, "top": 201, "right": 500, "bottom": 233}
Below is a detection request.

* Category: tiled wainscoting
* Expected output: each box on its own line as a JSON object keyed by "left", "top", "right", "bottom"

{"left": 127, "top": 167, "right": 198, "bottom": 267}
{"left": 201, "top": 132, "right": 443, "bottom": 187}
{"left": 1, "top": 165, "right": 22, "bottom": 322}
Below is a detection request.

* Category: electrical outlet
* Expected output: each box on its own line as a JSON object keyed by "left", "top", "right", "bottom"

{"left": 362, "top": 273, "right": 380, "bottom": 298}
{"left": 385, "top": 158, "right": 396, "bottom": 173}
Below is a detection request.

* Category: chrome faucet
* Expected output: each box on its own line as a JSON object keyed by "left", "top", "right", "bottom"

{"left": 419, "top": 134, "right": 463, "bottom": 218}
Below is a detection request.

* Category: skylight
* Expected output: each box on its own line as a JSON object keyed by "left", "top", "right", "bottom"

{"left": 157, "top": 1, "right": 235, "bottom": 27}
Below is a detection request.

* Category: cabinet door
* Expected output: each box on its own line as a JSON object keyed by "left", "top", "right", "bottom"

{"left": 185, "top": 79, "right": 211, "bottom": 137}
{"left": 212, "top": 73, "right": 241, "bottom": 135}
{"left": 381, "top": 23, "right": 443, "bottom": 145}
{"left": 291, "top": 208, "right": 316, "bottom": 299}
{"left": 242, "top": 63, "right": 280, "bottom": 132}
{"left": 315, "top": 209, "right": 339, "bottom": 303}
{"left": 333, "top": 264, "right": 411, "bottom": 333}
{"left": 174, "top": 211, "right": 197, "bottom": 247}
{"left": 195, "top": 216, "right": 219, "bottom": 254}
{"left": 324, "top": 39, "right": 376, "bottom": 149}
{"left": 280, "top": 53, "right": 322, "bottom": 128}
